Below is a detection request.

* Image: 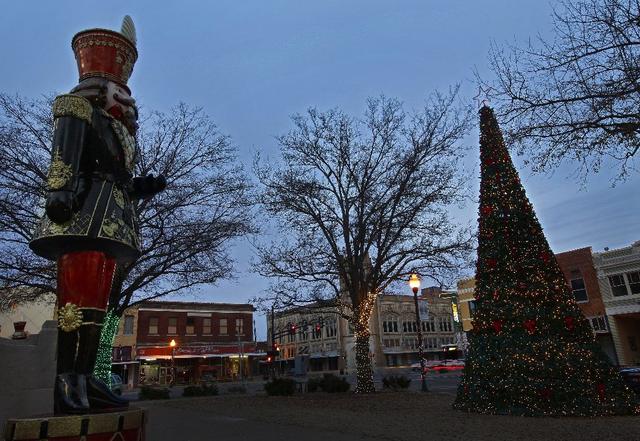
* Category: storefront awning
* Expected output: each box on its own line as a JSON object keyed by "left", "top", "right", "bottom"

{"left": 136, "top": 343, "right": 258, "bottom": 358}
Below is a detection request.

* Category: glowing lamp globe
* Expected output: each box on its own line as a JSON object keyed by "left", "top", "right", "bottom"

{"left": 409, "top": 273, "right": 421, "bottom": 293}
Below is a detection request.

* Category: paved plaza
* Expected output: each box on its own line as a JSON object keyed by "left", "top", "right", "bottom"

{"left": 142, "top": 391, "right": 640, "bottom": 441}
{"left": 127, "top": 372, "right": 640, "bottom": 441}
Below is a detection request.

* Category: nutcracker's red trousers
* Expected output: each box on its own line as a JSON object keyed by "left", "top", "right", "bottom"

{"left": 57, "top": 251, "right": 116, "bottom": 311}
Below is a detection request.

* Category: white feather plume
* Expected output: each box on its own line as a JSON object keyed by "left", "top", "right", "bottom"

{"left": 121, "top": 15, "right": 137, "bottom": 46}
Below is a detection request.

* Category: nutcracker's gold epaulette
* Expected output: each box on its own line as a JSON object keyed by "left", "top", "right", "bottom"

{"left": 52, "top": 94, "right": 93, "bottom": 124}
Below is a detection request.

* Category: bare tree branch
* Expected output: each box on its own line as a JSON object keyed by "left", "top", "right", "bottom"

{"left": 0, "top": 94, "right": 253, "bottom": 313}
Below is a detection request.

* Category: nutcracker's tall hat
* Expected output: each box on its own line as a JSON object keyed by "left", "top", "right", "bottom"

{"left": 71, "top": 16, "right": 138, "bottom": 92}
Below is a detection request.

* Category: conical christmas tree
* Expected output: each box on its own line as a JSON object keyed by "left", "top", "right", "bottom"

{"left": 454, "top": 106, "right": 638, "bottom": 416}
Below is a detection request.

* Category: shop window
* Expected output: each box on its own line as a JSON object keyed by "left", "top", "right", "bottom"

{"left": 219, "top": 318, "right": 228, "bottom": 335}
{"left": 186, "top": 317, "right": 195, "bottom": 335}
{"left": 570, "top": 271, "right": 588, "bottom": 302}
{"left": 629, "top": 336, "right": 638, "bottom": 352}
{"left": 235, "top": 318, "right": 244, "bottom": 335}
{"left": 202, "top": 318, "right": 211, "bottom": 335}
{"left": 123, "top": 315, "right": 134, "bottom": 335}
{"left": 626, "top": 271, "right": 640, "bottom": 295}
{"left": 609, "top": 274, "right": 629, "bottom": 297}
{"left": 148, "top": 317, "right": 158, "bottom": 335}
{"left": 168, "top": 317, "right": 177, "bottom": 335}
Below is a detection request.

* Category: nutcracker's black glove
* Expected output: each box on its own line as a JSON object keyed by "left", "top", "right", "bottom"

{"left": 130, "top": 174, "right": 166, "bottom": 200}
{"left": 45, "top": 191, "right": 76, "bottom": 224}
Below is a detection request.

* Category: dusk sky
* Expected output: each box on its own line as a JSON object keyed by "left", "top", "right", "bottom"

{"left": 2, "top": 1, "right": 638, "bottom": 339}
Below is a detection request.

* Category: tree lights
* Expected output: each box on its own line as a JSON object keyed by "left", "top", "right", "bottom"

{"left": 453, "top": 106, "right": 638, "bottom": 416}
{"left": 93, "top": 310, "right": 120, "bottom": 385}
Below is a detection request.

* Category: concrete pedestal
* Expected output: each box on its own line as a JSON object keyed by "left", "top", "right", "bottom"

{"left": 3, "top": 408, "right": 146, "bottom": 441}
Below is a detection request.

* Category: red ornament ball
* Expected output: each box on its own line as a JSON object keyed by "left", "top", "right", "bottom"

{"left": 564, "top": 316, "right": 575, "bottom": 331}
{"left": 597, "top": 383, "right": 606, "bottom": 401}
{"left": 540, "top": 251, "right": 550, "bottom": 263}
{"left": 523, "top": 319, "right": 536, "bottom": 334}
{"left": 540, "top": 388, "right": 553, "bottom": 400}
{"left": 486, "top": 258, "right": 497, "bottom": 268}
{"left": 492, "top": 320, "right": 503, "bottom": 333}
{"left": 481, "top": 205, "right": 494, "bottom": 216}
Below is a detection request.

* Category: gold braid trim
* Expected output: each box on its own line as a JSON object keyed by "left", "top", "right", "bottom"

{"left": 47, "top": 151, "right": 73, "bottom": 190}
{"left": 52, "top": 94, "right": 93, "bottom": 124}
{"left": 57, "top": 302, "right": 83, "bottom": 332}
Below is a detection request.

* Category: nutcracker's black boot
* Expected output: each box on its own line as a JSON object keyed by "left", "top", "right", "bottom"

{"left": 54, "top": 328, "right": 90, "bottom": 415}
{"left": 54, "top": 373, "right": 90, "bottom": 415}
{"left": 77, "top": 322, "right": 129, "bottom": 411}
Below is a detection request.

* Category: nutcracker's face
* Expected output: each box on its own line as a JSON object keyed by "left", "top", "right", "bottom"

{"left": 105, "top": 81, "right": 138, "bottom": 135}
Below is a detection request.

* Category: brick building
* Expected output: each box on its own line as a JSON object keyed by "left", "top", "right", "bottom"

{"left": 456, "top": 247, "right": 618, "bottom": 363}
{"left": 555, "top": 247, "right": 617, "bottom": 363}
{"left": 127, "top": 300, "right": 260, "bottom": 385}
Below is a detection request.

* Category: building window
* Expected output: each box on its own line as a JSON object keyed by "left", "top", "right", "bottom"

{"left": 626, "top": 271, "right": 640, "bottom": 295}
{"left": 570, "top": 272, "right": 588, "bottom": 302}
{"left": 469, "top": 301, "right": 477, "bottom": 317}
{"left": 383, "top": 317, "right": 398, "bottom": 333}
{"left": 202, "top": 318, "right": 211, "bottom": 335}
{"left": 236, "top": 318, "right": 244, "bottom": 335}
{"left": 123, "top": 315, "right": 134, "bottom": 335}
{"left": 629, "top": 336, "right": 638, "bottom": 352}
{"left": 589, "top": 316, "right": 608, "bottom": 333}
{"left": 186, "top": 317, "right": 195, "bottom": 335}
{"left": 219, "top": 318, "right": 228, "bottom": 335}
{"left": 438, "top": 317, "right": 452, "bottom": 332}
{"left": 167, "top": 317, "right": 177, "bottom": 335}
{"left": 148, "top": 317, "right": 158, "bottom": 335}
{"left": 325, "top": 318, "right": 337, "bottom": 338}
{"left": 609, "top": 274, "right": 629, "bottom": 297}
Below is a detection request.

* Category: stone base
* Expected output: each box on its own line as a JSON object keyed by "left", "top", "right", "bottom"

{"left": 3, "top": 408, "right": 146, "bottom": 441}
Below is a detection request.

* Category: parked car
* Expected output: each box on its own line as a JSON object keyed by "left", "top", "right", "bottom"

{"left": 619, "top": 367, "right": 640, "bottom": 394}
{"left": 110, "top": 373, "right": 124, "bottom": 395}
{"left": 410, "top": 359, "right": 465, "bottom": 372}
{"left": 428, "top": 359, "right": 465, "bottom": 372}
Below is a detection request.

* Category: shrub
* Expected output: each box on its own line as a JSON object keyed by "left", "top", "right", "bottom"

{"left": 226, "top": 385, "right": 246, "bottom": 394}
{"left": 307, "top": 376, "right": 323, "bottom": 393}
{"left": 320, "top": 373, "right": 350, "bottom": 393}
{"left": 183, "top": 383, "right": 218, "bottom": 397}
{"left": 139, "top": 386, "right": 170, "bottom": 400}
{"left": 382, "top": 375, "right": 411, "bottom": 390}
{"left": 264, "top": 378, "right": 296, "bottom": 396}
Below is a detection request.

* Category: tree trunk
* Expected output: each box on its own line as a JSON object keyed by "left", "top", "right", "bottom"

{"left": 354, "top": 329, "right": 375, "bottom": 393}
{"left": 93, "top": 310, "right": 120, "bottom": 385}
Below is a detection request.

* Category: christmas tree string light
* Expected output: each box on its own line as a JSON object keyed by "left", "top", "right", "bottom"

{"left": 93, "top": 310, "right": 120, "bottom": 386}
{"left": 453, "top": 106, "right": 638, "bottom": 416}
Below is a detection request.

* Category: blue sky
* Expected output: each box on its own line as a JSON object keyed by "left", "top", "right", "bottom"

{"left": 2, "top": 1, "right": 638, "bottom": 339}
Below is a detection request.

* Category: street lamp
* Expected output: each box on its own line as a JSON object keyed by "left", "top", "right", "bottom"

{"left": 409, "top": 273, "right": 428, "bottom": 392}
{"left": 169, "top": 339, "right": 177, "bottom": 387}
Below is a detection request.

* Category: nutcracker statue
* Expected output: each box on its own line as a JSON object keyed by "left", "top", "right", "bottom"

{"left": 29, "top": 16, "right": 165, "bottom": 415}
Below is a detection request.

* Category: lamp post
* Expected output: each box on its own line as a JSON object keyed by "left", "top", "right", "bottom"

{"left": 169, "top": 339, "right": 176, "bottom": 387}
{"left": 409, "top": 273, "right": 428, "bottom": 392}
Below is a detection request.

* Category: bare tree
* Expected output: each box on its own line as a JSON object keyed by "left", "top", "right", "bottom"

{"left": 484, "top": 0, "right": 640, "bottom": 179}
{"left": 0, "top": 93, "right": 253, "bottom": 314}
{"left": 254, "top": 90, "right": 473, "bottom": 393}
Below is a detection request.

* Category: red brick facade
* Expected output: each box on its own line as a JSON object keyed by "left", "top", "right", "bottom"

{"left": 136, "top": 301, "right": 254, "bottom": 346}
{"left": 555, "top": 247, "right": 606, "bottom": 317}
